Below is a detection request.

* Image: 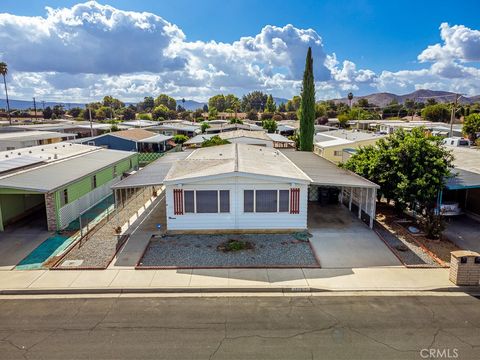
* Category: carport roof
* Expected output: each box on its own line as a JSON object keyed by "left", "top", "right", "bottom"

{"left": 111, "top": 150, "right": 193, "bottom": 189}
{"left": 280, "top": 150, "right": 379, "bottom": 189}
{"left": 446, "top": 168, "right": 480, "bottom": 190}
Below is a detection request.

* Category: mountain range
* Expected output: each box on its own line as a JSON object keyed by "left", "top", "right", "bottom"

{"left": 1, "top": 90, "right": 477, "bottom": 111}
{"left": 332, "top": 89, "right": 480, "bottom": 108}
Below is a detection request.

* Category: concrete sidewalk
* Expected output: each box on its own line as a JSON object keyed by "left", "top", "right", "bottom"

{"left": 1, "top": 267, "right": 477, "bottom": 294}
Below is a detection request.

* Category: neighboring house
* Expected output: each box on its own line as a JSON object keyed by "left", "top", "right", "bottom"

{"left": 73, "top": 129, "right": 173, "bottom": 153}
{"left": 184, "top": 130, "right": 294, "bottom": 148}
{"left": 0, "top": 131, "right": 77, "bottom": 151}
{"left": 164, "top": 144, "right": 311, "bottom": 231}
{"left": 120, "top": 120, "right": 157, "bottom": 128}
{"left": 148, "top": 123, "right": 200, "bottom": 137}
{"left": 442, "top": 147, "right": 480, "bottom": 217}
{"left": 313, "top": 130, "right": 386, "bottom": 163}
{"left": 205, "top": 123, "right": 263, "bottom": 134}
{"left": 0, "top": 142, "right": 138, "bottom": 231}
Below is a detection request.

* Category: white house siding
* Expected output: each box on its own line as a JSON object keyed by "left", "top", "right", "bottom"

{"left": 165, "top": 176, "right": 308, "bottom": 231}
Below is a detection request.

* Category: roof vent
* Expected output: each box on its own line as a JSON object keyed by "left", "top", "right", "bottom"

{"left": 5, "top": 155, "right": 8, "bottom": 158}
{"left": 41, "top": 148, "right": 44, "bottom": 151}
{"left": 54, "top": 154, "right": 58, "bottom": 159}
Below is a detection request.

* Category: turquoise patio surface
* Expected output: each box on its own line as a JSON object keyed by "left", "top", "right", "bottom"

{"left": 15, "top": 195, "right": 114, "bottom": 270}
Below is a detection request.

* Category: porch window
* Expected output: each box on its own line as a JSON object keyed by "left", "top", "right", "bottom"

{"left": 196, "top": 190, "right": 218, "bottom": 213}
{"left": 244, "top": 190, "right": 254, "bottom": 213}
{"left": 91, "top": 175, "right": 97, "bottom": 189}
{"left": 61, "top": 189, "right": 69, "bottom": 206}
{"left": 219, "top": 190, "right": 230, "bottom": 213}
{"left": 184, "top": 191, "right": 195, "bottom": 213}
{"left": 279, "top": 190, "right": 289, "bottom": 212}
{"left": 256, "top": 190, "right": 277, "bottom": 212}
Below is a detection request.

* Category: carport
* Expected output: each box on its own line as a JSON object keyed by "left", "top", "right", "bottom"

{"left": 281, "top": 150, "right": 379, "bottom": 228}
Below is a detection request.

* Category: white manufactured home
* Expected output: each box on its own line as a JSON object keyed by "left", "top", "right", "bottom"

{"left": 163, "top": 144, "right": 311, "bottom": 231}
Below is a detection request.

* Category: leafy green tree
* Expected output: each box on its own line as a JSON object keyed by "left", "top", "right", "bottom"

{"left": 463, "top": 113, "right": 480, "bottom": 141}
{"left": 421, "top": 104, "right": 450, "bottom": 122}
{"left": 343, "top": 128, "right": 453, "bottom": 239}
{"left": 138, "top": 113, "right": 152, "bottom": 120}
{"left": 154, "top": 94, "right": 176, "bottom": 111}
{"left": 241, "top": 91, "right": 268, "bottom": 111}
{"left": 262, "top": 119, "right": 277, "bottom": 133}
{"left": 208, "top": 106, "right": 218, "bottom": 120}
{"left": 286, "top": 96, "right": 301, "bottom": 112}
{"left": 229, "top": 118, "right": 243, "bottom": 124}
{"left": 201, "top": 135, "right": 230, "bottom": 147}
{"left": 67, "top": 107, "right": 83, "bottom": 118}
{"left": 208, "top": 95, "right": 226, "bottom": 112}
{"left": 152, "top": 105, "right": 170, "bottom": 121}
{"left": 52, "top": 105, "right": 65, "bottom": 118}
{"left": 173, "top": 134, "right": 189, "bottom": 144}
{"left": 299, "top": 47, "right": 315, "bottom": 151}
{"left": 122, "top": 107, "right": 136, "bottom": 120}
{"left": 265, "top": 94, "right": 276, "bottom": 113}
{"left": 201, "top": 122, "right": 210, "bottom": 133}
{"left": 277, "top": 102, "right": 286, "bottom": 112}
{"left": 426, "top": 98, "right": 437, "bottom": 106}
{"left": 43, "top": 106, "right": 53, "bottom": 119}
{"left": 103, "top": 96, "right": 124, "bottom": 110}
{"left": 245, "top": 109, "right": 258, "bottom": 120}
{"left": 356, "top": 98, "right": 369, "bottom": 108}
{"left": 337, "top": 114, "right": 349, "bottom": 128}
{"left": 139, "top": 96, "right": 154, "bottom": 112}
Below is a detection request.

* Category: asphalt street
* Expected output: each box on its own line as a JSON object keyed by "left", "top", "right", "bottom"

{"left": 0, "top": 294, "right": 479, "bottom": 359}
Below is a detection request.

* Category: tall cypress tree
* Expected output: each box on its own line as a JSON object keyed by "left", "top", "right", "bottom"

{"left": 299, "top": 47, "right": 315, "bottom": 151}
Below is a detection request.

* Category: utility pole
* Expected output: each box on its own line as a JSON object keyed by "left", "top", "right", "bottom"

{"left": 450, "top": 94, "right": 460, "bottom": 138}
{"left": 87, "top": 104, "right": 94, "bottom": 137}
{"left": 33, "top": 97, "right": 37, "bottom": 121}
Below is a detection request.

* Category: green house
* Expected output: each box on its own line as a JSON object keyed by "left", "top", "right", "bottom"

{"left": 0, "top": 143, "right": 138, "bottom": 231}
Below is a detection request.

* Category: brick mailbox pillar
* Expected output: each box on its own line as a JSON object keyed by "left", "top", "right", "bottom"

{"left": 449, "top": 250, "right": 480, "bottom": 286}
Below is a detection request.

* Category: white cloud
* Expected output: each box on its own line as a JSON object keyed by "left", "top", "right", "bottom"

{"left": 0, "top": 2, "right": 479, "bottom": 102}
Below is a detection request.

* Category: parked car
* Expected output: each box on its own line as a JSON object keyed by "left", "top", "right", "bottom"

{"left": 439, "top": 202, "right": 462, "bottom": 216}
{"left": 442, "top": 137, "right": 470, "bottom": 147}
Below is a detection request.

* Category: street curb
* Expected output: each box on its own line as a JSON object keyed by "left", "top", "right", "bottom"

{"left": 1, "top": 286, "right": 479, "bottom": 296}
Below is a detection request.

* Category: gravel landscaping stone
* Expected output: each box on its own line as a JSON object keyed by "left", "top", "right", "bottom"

{"left": 139, "top": 233, "right": 319, "bottom": 268}
{"left": 374, "top": 222, "right": 440, "bottom": 267}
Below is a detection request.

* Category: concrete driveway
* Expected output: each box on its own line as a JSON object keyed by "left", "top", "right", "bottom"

{"left": 443, "top": 215, "right": 480, "bottom": 252}
{"left": 0, "top": 215, "right": 52, "bottom": 271}
{"left": 308, "top": 203, "right": 401, "bottom": 268}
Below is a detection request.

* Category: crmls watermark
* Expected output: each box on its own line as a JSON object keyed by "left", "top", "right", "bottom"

{"left": 420, "top": 348, "right": 459, "bottom": 359}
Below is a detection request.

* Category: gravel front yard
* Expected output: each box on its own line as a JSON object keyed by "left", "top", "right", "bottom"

{"left": 138, "top": 233, "right": 319, "bottom": 268}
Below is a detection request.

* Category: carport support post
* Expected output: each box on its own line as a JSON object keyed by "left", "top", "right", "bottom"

{"left": 339, "top": 186, "right": 343, "bottom": 205}
{"left": 358, "top": 188, "right": 363, "bottom": 219}
{"left": 349, "top": 187, "right": 353, "bottom": 210}
{"left": 369, "top": 188, "right": 376, "bottom": 229}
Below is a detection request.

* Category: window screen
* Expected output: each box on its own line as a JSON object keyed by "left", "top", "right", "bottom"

{"left": 184, "top": 191, "right": 195, "bottom": 213}
{"left": 256, "top": 190, "right": 277, "bottom": 212}
{"left": 219, "top": 190, "right": 230, "bottom": 213}
{"left": 279, "top": 190, "right": 289, "bottom": 212}
{"left": 196, "top": 190, "right": 218, "bottom": 213}
{"left": 244, "top": 190, "right": 254, "bottom": 212}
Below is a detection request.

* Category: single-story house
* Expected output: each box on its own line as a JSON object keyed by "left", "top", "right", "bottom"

{"left": 148, "top": 123, "right": 200, "bottom": 137}
{"left": 163, "top": 143, "right": 311, "bottom": 231}
{"left": 313, "top": 130, "right": 386, "bottom": 163}
{"left": 73, "top": 129, "right": 173, "bottom": 153}
{"left": 184, "top": 130, "right": 294, "bottom": 148}
{"left": 205, "top": 123, "right": 264, "bottom": 134}
{"left": 120, "top": 120, "right": 157, "bottom": 128}
{"left": 0, "top": 130, "right": 77, "bottom": 151}
{"left": 112, "top": 143, "right": 380, "bottom": 232}
{"left": 0, "top": 142, "right": 138, "bottom": 231}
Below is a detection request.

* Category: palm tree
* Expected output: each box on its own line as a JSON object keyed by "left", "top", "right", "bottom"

{"left": 347, "top": 92, "right": 353, "bottom": 108}
{"left": 0, "top": 62, "right": 11, "bottom": 125}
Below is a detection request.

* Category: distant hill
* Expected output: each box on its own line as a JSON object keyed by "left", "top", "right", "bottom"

{"left": 0, "top": 99, "right": 86, "bottom": 111}
{"left": 331, "top": 89, "right": 480, "bottom": 107}
{"left": 176, "top": 99, "right": 207, "bottom": 111}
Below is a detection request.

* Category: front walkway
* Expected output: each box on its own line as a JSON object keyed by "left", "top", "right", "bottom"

{"left": 0, "top": 267, "right": 459, "bottom": 293}
{"left": 308, "top": 203, "right": 401, "bottom": 268}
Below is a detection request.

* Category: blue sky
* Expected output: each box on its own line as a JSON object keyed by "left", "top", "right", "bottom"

{"left": 1, "top": 0, "right": 479, "bottom": 102}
